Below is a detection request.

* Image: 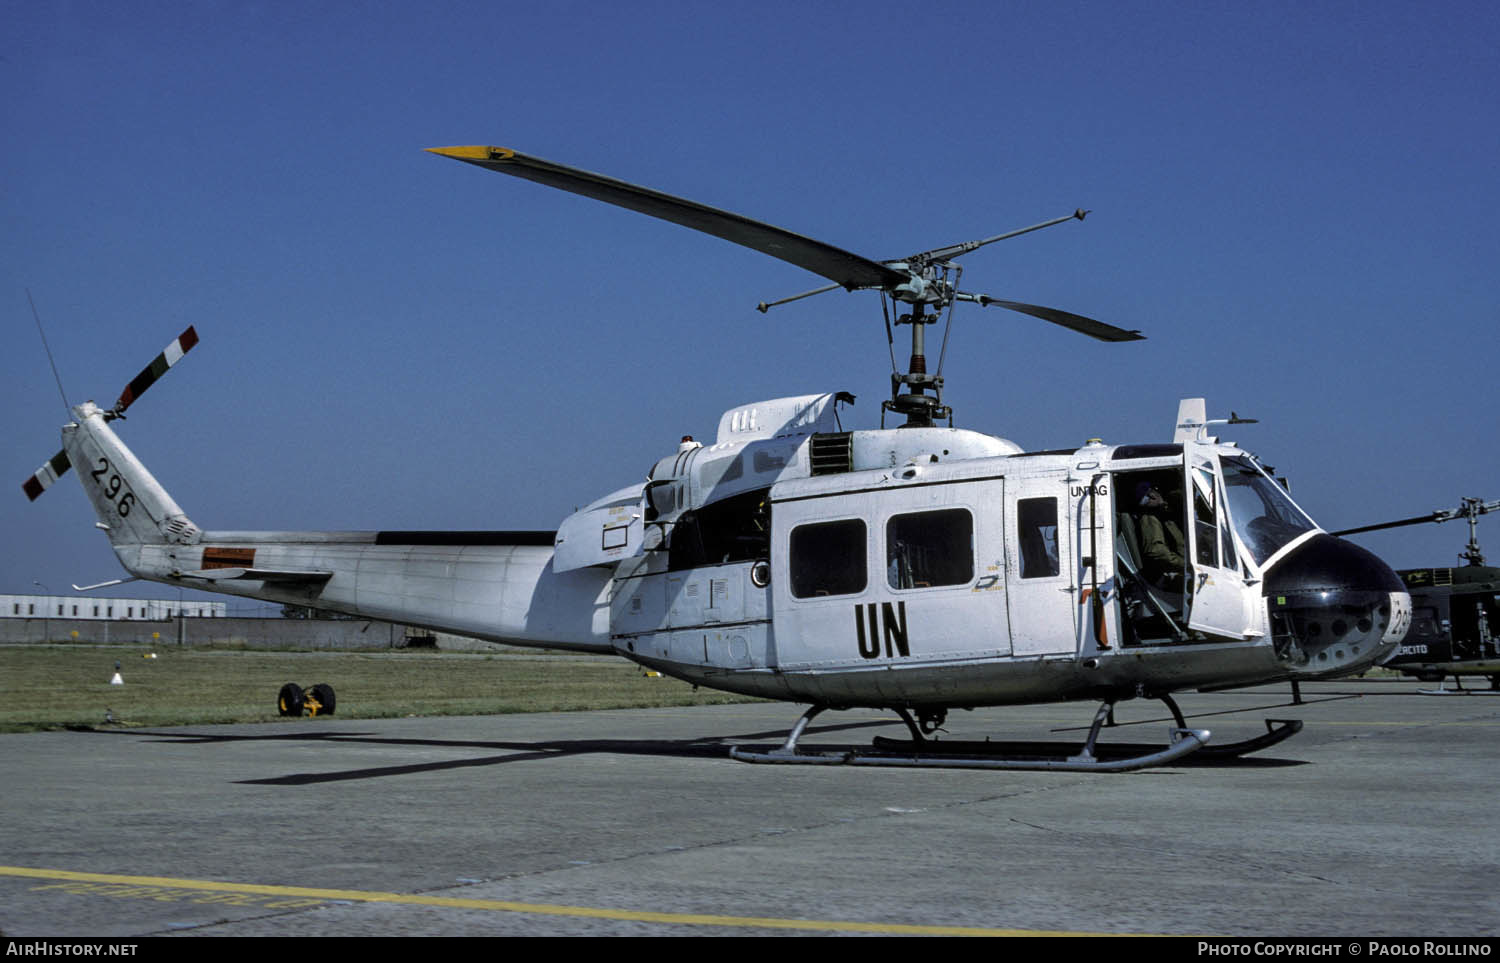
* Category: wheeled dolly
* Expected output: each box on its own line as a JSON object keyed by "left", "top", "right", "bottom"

{"left": 277, "top": 682, "right": 337, "bottom": 717}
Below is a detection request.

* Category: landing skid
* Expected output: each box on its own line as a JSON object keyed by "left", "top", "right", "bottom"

{"left": 1417, "top": 685, "right": 1500, "bottom": 696}
{"left": 1410, "top": 672, "right": 1494, "bottom": 693}
{"left": 1417, "top": 673, "right": 1500, "bottom": 696}
{"left": 727, "top": 697, "right": 1289, "bottom": 772}
{"left": 872, "top": 717, "right": 1302, "bottom": 762}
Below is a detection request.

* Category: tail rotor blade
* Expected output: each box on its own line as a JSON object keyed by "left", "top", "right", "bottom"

{"left": 23, "top": 450, "right": 71, "bottom": 501}
{"left": 113, "top": 325, "right": 199, "bottom": 416}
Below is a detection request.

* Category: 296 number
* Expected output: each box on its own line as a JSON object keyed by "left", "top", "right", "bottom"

{"left": 91, "top": 457, "right": 136, "bottom": 517}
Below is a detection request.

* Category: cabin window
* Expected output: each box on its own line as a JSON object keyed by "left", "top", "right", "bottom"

{"left": 1017, "top": 497, "right": 1060, "bottom": 579}
{"left": 887, "top": 509, "right": 973, "bottom": 590}
{"left": 790, "top": 518, "right": 867, "bottom": 598}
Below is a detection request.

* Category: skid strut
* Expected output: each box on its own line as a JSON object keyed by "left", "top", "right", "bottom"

{"left": 729, "top": 699, "right": 1215, "bottom": 772}
{"left": 1418, "top": 674, "right": 1500, "bottom": 695}
{"left": 728, "top": 705, "right": 853, "bottom": 766}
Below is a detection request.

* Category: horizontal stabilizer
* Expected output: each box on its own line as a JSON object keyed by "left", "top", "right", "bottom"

{"left": 176, "top": 567, "right": 334, "bottom": 585}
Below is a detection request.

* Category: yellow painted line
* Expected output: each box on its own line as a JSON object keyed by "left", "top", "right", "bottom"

{"left": 1, "top": 865, "right": 1114, "bottom": 936}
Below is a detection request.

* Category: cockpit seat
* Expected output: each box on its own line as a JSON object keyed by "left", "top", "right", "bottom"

{"left": 1116, "top": 511, "right": 1188, "bottom": 641}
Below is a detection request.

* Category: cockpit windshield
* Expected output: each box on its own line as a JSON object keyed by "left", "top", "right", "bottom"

{"left": 1220, "top": 456, "right": 1317, "bottom": 566}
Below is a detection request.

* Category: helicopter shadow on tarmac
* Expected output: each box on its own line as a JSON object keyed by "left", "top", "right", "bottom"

{"left": 79, "top": 719, "right": 890, "bottom": 786}
{"left": 74, "top": 714, "right": 1304, "bottom": 786}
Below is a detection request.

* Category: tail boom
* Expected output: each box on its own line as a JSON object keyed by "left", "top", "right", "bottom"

{"left": 148, "top": 532, "right": 612, "bottom": 651}
{"left": 59, "top": 404, "right": 612, "bottom": 652}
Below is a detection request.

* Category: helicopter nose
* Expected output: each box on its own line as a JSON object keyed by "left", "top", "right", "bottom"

{"left": 1264, "top": 533, "right": 1412, "bottom": 677}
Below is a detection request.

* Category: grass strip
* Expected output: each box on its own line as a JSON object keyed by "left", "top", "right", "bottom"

{"left": 0, "top": 644, "right": 760, "bottom": 732}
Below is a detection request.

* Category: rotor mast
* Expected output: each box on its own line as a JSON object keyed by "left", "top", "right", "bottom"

{"left": 877, "top": 210, "right": 1114, "bottom": 428}
{"left": 888, "top": 300, "right": 948, "bottom": 426}
{"left": 1457, "top": 497, "right": 1498, "bottom": 566}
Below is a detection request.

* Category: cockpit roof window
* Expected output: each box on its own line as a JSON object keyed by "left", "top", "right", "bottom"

{"left": 1112, "top": 444, "right": 1183, "bottom": 461}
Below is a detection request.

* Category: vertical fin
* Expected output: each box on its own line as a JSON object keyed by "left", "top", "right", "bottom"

{"left": 62, "top": 402, "right": 200, "bottom": 547}
{"left": 1173, "top": 398, "right": 1207, "bottom": 444}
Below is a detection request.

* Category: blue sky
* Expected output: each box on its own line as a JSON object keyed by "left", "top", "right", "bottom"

{"left": 5, "top": 0, "right": 1497, "bottom": 605}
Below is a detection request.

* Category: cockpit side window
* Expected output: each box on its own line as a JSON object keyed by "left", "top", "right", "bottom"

{"left": 1191, "top": 467, "right": 1219, "bottom": 568}
{"left": 1219, "top": 511, "right": 1241, "bottom": 574}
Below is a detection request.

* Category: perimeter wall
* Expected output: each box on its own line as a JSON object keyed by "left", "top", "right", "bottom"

{"left": 0, "top": 617, "right": 497, "bottom": 651}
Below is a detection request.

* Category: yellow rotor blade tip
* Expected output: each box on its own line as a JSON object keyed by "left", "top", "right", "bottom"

{"left": 425, "top": 145, "right": 514, "bottom": 161}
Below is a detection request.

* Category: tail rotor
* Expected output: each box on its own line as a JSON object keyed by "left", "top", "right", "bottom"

{"left": 22, "top": 325, "right": 199, "bottom": 501}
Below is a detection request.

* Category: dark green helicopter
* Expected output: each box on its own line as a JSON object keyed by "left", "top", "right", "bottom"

{"left": 1335, "top": 497, "right": 1499, "bottom": 692}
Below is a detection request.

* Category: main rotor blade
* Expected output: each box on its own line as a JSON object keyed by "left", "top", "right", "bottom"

{"left": 1333, "top": 499, "right": 1498, "bottom": 537}
{"left": 968, "top": 296, "right": 1145, "bottom": 342}
{"left": 1332, "top": 514, "right": 1445, "bottom": 537}
{"left": 427, "top": 146, "right": 907, "bottom": 291}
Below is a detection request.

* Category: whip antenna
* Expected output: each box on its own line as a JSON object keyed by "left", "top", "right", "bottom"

{"left": 27, "top": 289, "right": 71, "bottom": 416}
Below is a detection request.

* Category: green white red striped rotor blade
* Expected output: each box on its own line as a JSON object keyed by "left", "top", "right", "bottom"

{"left": 22, "top": 450, "right": 71, "bottom": 501}
{"left": 114, "top": 325, "right": 199, "bottom": 415}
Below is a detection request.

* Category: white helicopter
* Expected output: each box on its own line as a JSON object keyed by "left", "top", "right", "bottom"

{"left": 23, "top": 145, "right": 1413, "bottom": 770}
